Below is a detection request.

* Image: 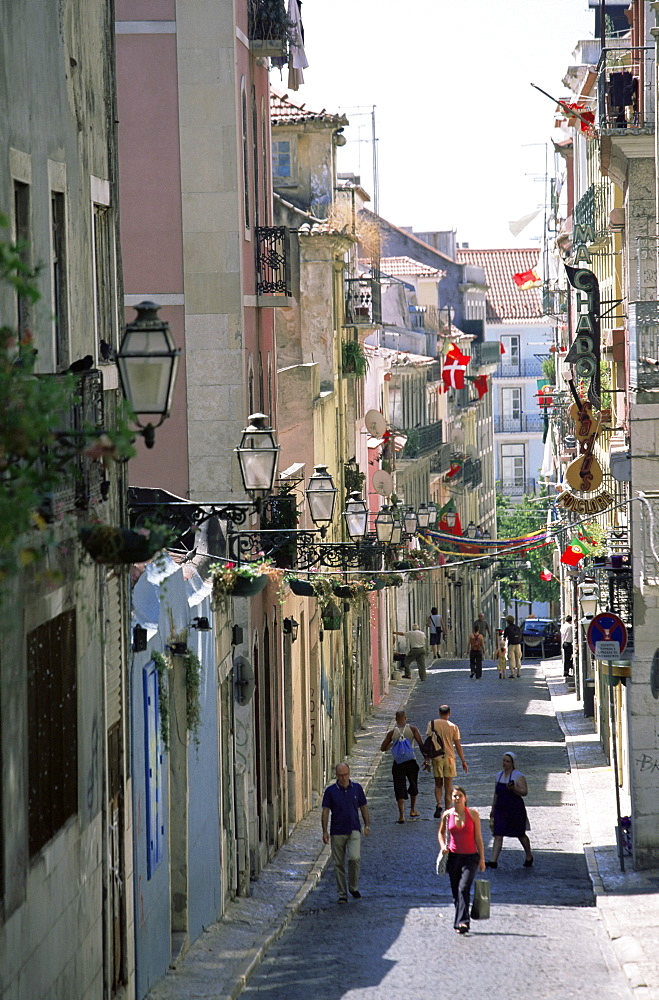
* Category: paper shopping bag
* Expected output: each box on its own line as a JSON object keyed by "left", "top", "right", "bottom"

{"left": 470, "top": 878, "right": 490, "bottom": 919}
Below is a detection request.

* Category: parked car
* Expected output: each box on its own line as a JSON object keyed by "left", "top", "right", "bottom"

{"left": 521, "top": 618, "right": 561, "bottom": 657}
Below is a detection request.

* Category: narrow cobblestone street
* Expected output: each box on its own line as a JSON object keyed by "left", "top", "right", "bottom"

{"left": 243, "top": 658, "right": 633, "bottom": 998}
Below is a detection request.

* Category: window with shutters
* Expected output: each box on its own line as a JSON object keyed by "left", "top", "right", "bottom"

{"left": 27, "top": 609, "right": 78, "bottom": 857}
{"left": 143, "top": 662, "right": 164, "bottom": 877}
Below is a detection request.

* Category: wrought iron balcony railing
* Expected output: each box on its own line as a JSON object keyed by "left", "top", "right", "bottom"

{"left": 494, "top": 358, "right": 544, "bottom": 378}
{"left": 248, "top": 0, "right": 289, "bottom": 53}
{"left": 597, "top": 45, "right": 655, "bottom": 133}
{"left": 494, "top": 414, "right": 545, "bottom": 434}
{"left": 255, "top": 226, "right": 292, "bottom": 302}
{"left": 345, "top": 277, "right": 382, "bottom": 326}
{"left": 496, "top": 478, "right": 537, "bottom": 497}
{"left": 41, "top": 370, "right": 107, "bottom": 519}
{"left": 629, "top": 301, "right": 659, "bottom": 394}
{"left": 400, "top": 420, "right": 443, "bottom": 460}
{"left": 430, "top": 443, "right": 452, "bottom": 475}
{"left": 471, "top": 341, "right": 501, "bottom": 368}
{"left": 573, "top": 181, "right": 612, "bottom": 243}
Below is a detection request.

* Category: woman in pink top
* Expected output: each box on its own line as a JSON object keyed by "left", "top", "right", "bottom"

{"left": 438, "top": 787, "right": 486, "bottom": 933}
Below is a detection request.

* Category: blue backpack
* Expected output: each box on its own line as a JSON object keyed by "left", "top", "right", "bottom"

{"left": 391, "top": 729, "right": 415, "bottom": 763}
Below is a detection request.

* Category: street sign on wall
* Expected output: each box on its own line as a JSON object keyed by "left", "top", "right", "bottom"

{"left": 587, "top": 613, "right": 627, "bottom": 657}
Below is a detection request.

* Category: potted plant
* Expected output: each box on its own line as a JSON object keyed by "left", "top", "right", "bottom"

{"left": 341, "top": 339, "right": 368, "bottom": 377}
{"left": 287, "top": 576, "right": 315, "bottom": 596}
{"left": 210, "top": 559, "right": 281, "bottom": 603}
{"left": 80, "top": 523, "right": 171, "bottom": 564}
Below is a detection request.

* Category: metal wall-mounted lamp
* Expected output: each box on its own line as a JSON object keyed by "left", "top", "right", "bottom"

{"left": 167, "top": 641, "right": 188, "bottom": 656}
{"left": 464, "top": 521, "right": 477, "bottom": 540}
{"left": 189, "top": 616, "right": 212, "bottom": 631}
{"left": 343, "top": 492, "right": 369, "bottom": 541}
{"left": 283, "top": 616, "right": 299, "bottom": 641}
{"left": 133, "top": 624, "right": 148, "bottom": 652}
{"left": 578, "top": 580, "right": 599, "bottom": 622}
{"left": 116, "top": 301, "right": 181, "bottom": 449}
{"left": 403, "top": 507, "right": 418, "bottom": 536}
{"left": 416, "top": 503, "right": 432, "bottom": 530}
{"left": 444, "top": 511, "right": 458, "bottom": 529}
{"left": 231, "top": 624, "right": 244, "bottom": 646}
{"left": 234, "top": 412, "right": 280, "bottom": 505}
{"left": 375, "top": 505, "right": 395, "bottom": 543}
{"left": 305, "top": 465, "right": 337, "bottom": 535}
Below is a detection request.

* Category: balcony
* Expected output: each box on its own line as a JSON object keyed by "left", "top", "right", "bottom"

{"left": 345, "top": 277, "right": 382, "bottom": 327}
{"left": 496, "top": 478, "right": 537, "bottom": 497}
{"left": 629, "top": 301, "right": 659, "bottom": 395}
{"left": 247, "top": 0, "right": 289, "bottom": 55}
{"left": 597, "top": 45, "right": 655, "bottom": 134}
{"left": 400, "top": 420, "right": 443, "bottom": 459}
{"left": 430, "top": 442, "right": 452, "bottom": 475}
{"left": 494, "top": 414, "right": 545, "bottom": 434}
{"left": 41, "top": 370, "right": 106, "bottom": 519}
{"left": 255, "top": 227, "right": 293, "bottom": 306}
{"left": 462, "top": 457, "right": 482, "bottom": 489}
{"left": 573, "top": 181, "right": 611, "bottom": 243}
{"left": 471, "top": 341, "right": 502, "bottom": 369}
{"left": 494, "top": 358, "right": 544, "bottom": 378}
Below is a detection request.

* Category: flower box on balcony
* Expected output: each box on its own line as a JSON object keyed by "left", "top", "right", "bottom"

{"left": 80, "top": 525, "right": 169, "bottom": 564}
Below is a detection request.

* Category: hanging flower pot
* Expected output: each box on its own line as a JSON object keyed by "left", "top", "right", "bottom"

{"left": 80, "top": 524, "right": 169, "bottom": 564}
{"left": 321, "top": 600, "right": 342, "bottom": 630}
{"left": 230, "top": 574, "right": 268, "bottom": 597}
{"left": 370, "top": 578, "right": 388, "bottom": 591}
{"left": 288, "top": 578, "right": 315, "bottom": 596}
{"left": 333, "top": 584, "right": 356, "bottom": 598}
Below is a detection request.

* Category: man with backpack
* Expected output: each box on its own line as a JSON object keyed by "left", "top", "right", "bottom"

{"left": 503, "top": 615, "right": 523, "bottom": 677}
{"left": 380, "top": 710, "right": 425, "bottom": 823}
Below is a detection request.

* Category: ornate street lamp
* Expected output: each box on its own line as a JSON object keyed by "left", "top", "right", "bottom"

{"left": 417, "top": 503, "right": 432, "bottom": 530}
{"left": 343, "top": 491, "right": 369, "bottom": 541}
{"left": 234, "top": 413, "right": 280, "bottom": 503}
{"left": 444, "top": 511, "right": 458, "bottom": 529}
{"left": 305, "top": 465, "right": 337, "bottom": 534}
{"left": 375, "top": 504, "right": 395, "bottom": 543}
{"left": 116, "top": 301, "right": 181, "bottom": 448}
{"left": 403, "top": 507, "right": 418, "bottom": 536}
{"left": 464, "top": 521, "right": 477, "bottom": 539}
{"left": 578, "top": 580, "right": 599, "bottom": 621}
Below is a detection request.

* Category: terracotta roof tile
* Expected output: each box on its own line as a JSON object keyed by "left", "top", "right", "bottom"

{"left": 270, "top": 88, "right": 347, "bottom": 126}
{"left": 456, "top": 248, "right": 543, "bottom": 323}
{"left": 379, "top": 256, "right": 445, "bottom": 279}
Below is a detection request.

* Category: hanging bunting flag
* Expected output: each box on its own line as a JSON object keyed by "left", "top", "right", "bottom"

{"left": 560, "top": 537, "right": 591, "bottom": 566}
{"left": 539, "top": 568, "right": 553, "bottom": 581}
{"left": 512, "top": 268, "right": 542, "bottom": 290}
{"left": 500, "top": 341, "right": 506, "bottom": 354}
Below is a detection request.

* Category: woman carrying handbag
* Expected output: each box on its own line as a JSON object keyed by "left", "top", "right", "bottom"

{"left": 437, "top": 786, "right": 486, "bottom": 934}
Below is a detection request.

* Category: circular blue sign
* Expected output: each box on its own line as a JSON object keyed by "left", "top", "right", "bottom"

{"left": 587, "top": 613, "right": 627, "bottom": 655}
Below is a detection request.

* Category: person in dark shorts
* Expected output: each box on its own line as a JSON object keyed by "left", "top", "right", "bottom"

{"left": 380, "top": 710, "right": 424, "bottom": 822}
{"left": 427, "top": 606, "right": 444, "bottom": 658}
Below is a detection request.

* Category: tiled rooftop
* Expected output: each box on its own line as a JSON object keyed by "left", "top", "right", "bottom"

{"left": 379, "top": 256, "right": 445, "bottom": 279}
{"left": 456, "top": 248, "right": 543, "bottom": 322}
{"left": 270, "top": 89, "right": 347, "bottom": 126}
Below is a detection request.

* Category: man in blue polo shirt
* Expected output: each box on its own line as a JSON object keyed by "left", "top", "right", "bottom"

{"left": 321, "top": 763, "right": 370, "bottom": 903}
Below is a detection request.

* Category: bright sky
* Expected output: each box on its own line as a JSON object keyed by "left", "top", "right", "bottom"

{"left": 289, "top": 0, "right": 595, "bottom": 249}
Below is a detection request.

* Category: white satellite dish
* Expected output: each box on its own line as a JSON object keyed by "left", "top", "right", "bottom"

{"left": 372, "top": 470, "right": 394, "bottom": 496}
{"left": 365, "top": 409, "right": 387, "bottom": 437}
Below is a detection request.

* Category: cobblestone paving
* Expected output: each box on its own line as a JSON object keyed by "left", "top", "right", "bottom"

{"left": 244, "top": 659, "right": 633, "bottom": 998}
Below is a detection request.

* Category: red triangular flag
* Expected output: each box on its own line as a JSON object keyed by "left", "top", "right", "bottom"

{"left": 500, "top": 341, "right": 506, "bottom": 354}
{"left": 539, "top": 568, "right": 553, "bottom": 581}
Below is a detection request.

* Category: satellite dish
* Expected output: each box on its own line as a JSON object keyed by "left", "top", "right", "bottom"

{"left": 465, "top": 444, "right": 477, "bottom": 459}
{"left": 372, "top": 470, "right": 394, "bottom": 496}
{"left": 365, "top": 409, "right": 387, "bottom": 437}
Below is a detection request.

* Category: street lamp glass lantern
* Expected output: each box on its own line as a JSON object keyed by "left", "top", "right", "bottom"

{"left": 116, "top": 301, "right": 181, "bottom": 447}
{"left": 465, "top": 521, "right": 477, "bottom": 539}
{"left": 417, "top": 503, "right": 432, "bottom": 530}
{"left": 375, "top": 505, "right": 395, "bottom": 543}
{"left": 343, "top": 491, "right": 369, "bottom": 540}
{"left": 427, "top": 504, "right": 438, "bottom": 527}
{"left": 390, "top": 519, "right": 403, "bottom": 545}
{"left": 305, "top": 465, "right": 337, "bottom": 528}
{"left": 403, "top": 507, "right": 418, "bottom": 535}
{"left": 444, "top": 511, "right": 457, "bottom": 529}
{"left": 235, "top": 413, "right": 280, "bottom": 497}
{"left": 579, "top": 585, "right": 599, "bottom": 619}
